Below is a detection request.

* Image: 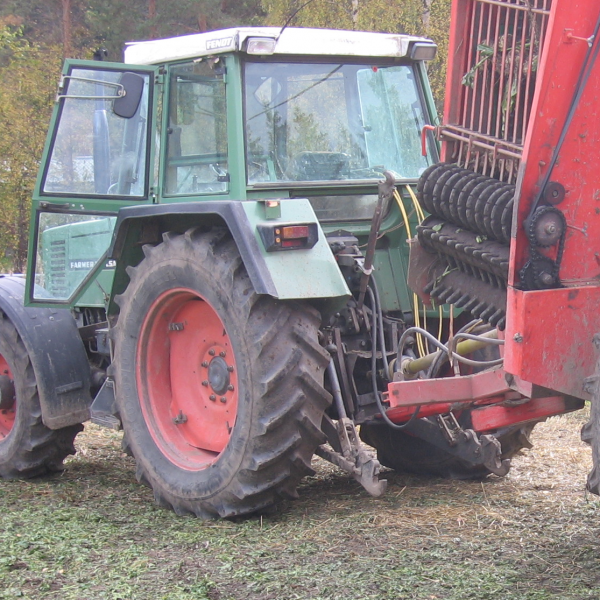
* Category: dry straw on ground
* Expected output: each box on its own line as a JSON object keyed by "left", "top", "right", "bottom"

{"left": 1, "top": 407, "right": 599, "bottom": 599}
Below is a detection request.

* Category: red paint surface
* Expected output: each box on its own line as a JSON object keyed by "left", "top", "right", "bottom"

{"left": 510, "top": 2, "right": 600, "bottom": 287}
{"left": 442, "top": 0, "right": 475, "bottom": 162}
{"left": 387, "top": 368, "right": 511, "bottom": 408}
{"left": 136, "top": 288, "right": 238, "bottom": 471}
{"left": 441, "top": 0, "right": 600, "bottom": 397}
{"left": 470, "top": 395, "right": 570, "bottom": 431}
{"left": 505, "top": 286, "right": 599, "bottom": 399}
{"left": 385, "top": 402, "right": 454, "bottom": 424}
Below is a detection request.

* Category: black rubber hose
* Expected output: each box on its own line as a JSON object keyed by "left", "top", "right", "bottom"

{"left": 369, "top": 287, "right": 421, "bottom": 430}
{"left": 368, "top": 282, "right": 390, "bottom": 378}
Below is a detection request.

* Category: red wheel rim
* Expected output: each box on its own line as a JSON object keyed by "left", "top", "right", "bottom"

{"left": 0, "top": 353, "right": 15, "bottom": 438}
{"left": 136, "top": 288, "right": 238, "bottom": 470}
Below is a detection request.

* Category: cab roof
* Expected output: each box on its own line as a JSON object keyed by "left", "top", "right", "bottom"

{"left": 124, "top": 27, "right": 436, "bottom": 65}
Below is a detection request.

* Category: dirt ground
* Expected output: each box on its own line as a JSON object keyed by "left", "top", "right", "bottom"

{"left": 1, "top": 408, "right": 599, "bottom": 599}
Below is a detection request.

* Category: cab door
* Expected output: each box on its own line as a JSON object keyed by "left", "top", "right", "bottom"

{"left": 25, "top": 60, "right": 160, "bottom": 307}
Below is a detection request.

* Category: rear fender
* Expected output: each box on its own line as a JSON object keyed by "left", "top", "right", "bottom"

{"left": 0, "top": 276, "right": 91, "bottom": 429}
{"left": 107, "top": 199, "right": 350, "bottom": 319}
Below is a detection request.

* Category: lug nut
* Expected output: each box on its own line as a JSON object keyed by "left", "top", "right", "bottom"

{"left": 220, "top": 397, "right": 227, "bottom": 403}
{"left": 227, "top": 384, "right": 235, "bottom": 392}
{"left": 202, "top": 380, "right": 209, "bottom": 387}
{"left": 201, "top": 361, "right": 209, "bottom": 368}
{"left": 209, "top": 394, "right": 216, "bottom": 401}
{"left": 220, "top": 351, "right": 226, "bottom": 357}
{"left": 173, "top": 410, "right": 187, "bottom": 424}
{"left": 209, "top": 349, "right": 215, "bottom": 356}
{"left": 227, "top": 365, "right": 234, "bottom": 372}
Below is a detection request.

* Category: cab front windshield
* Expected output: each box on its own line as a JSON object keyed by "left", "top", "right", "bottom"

{"left": 243, "top": 61, "right": 434, "bottom": 186}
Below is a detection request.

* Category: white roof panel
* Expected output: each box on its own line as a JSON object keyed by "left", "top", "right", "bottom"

{"left": 124, "top": 27, "right": 434, "bottom": 65}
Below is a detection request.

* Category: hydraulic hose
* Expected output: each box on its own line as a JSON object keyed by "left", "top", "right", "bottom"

{"left": 368, "top": 282, "right": 390, "bottom": 378}
{"left": 369, "top": 286, "right": 421, "bottom": 430}
{"left": 397, "top": 326, "right": 504, "bottom": 378}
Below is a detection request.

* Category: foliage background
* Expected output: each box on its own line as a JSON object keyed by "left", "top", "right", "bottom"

{"left": 0, "top": 0, "right": 450, "bottom": 272}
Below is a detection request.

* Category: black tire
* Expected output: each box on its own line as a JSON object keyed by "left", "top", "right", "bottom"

{"left": 112, "top": 227, "right": 332, "bottom": 518}
{"left": 0, "top": 310, "right": 82, "bottom": 478}
{"left": 121, "top": 433, "right": 134, "bottom": 457}
{"left": 360, "top": 420, "right": 536, "bottom": 479}
{"left": 582, "top": 336, "right": 600, "bottom": 495}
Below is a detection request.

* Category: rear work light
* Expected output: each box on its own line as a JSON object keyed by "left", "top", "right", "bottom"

{"left": 409, "top": 42, "right": 437, "bottom": 61}
{"left": 257, "top": 223, "right": 319, "bottom": 252}
{"left": 245, "top": 37, "right": 277, "bottom": 55}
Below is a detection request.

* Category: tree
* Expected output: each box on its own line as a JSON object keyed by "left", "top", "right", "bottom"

{"left": 0, "top": 0, "right": 89, "bottom": 58}
{"left": 62, "top": 0, "right": 73, "bottom": 56}
{"left": 0, "top": 28, "right": 62, "bottom": 272}
{"left": 0, "top": 1, "right": 269, "bottom": 273}
{"left": 83, "top": 0, "right": 266, "bottom": 60}
{"left": 0, "top": 0, "right": 267, "bottom": 61}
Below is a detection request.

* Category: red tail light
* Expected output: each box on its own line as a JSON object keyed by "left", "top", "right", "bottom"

{"left": 257, "top": 223, "right": 318, "bottom": 252}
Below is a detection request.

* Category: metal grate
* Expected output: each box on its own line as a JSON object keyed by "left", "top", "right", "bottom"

{"left": 48, "top": 240, "right": 68, "bottom": 296}
{"left": 441, "top": 0, "right": 552, "bottom": 183}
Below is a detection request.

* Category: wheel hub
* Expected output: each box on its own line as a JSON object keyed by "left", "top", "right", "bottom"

{"left": 206, "top": 356, "right": 231, "bottom": 396}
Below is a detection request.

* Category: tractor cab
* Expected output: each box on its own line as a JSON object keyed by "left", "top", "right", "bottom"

{"left": 26, "top": 27, "right": 438, "bottom": 307}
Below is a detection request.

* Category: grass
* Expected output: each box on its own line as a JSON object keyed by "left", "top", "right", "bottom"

{"left": 1, "top": 409, "right": 600, "bottom": 599}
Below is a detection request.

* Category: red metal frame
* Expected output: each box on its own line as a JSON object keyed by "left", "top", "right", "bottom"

{"left": 384, "top": 0, "right": 598, "bottom": 435}
{"left": 439, "top": 0, "right": 600, "bottom": 398}
{"left": 388, "top": 367, "right": 513, "bottom": 408}
{"left": 384, "top": 367, "right": 580, "bottom": 430}
{"left": 470, "top": 396, "right": 569, "bottom": 431}
{"left": 505, "top": 0, "right": 600, "bottom": 395}
{"left": 442, "top": 0, "right": 553, "bottom": 183}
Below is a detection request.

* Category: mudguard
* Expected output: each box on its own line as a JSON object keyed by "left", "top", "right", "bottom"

{"left": 107, "top": 199, "right": 350, "bottom": 318}
{"left": 0, "top": 276, "right": 91, "bottom": 429}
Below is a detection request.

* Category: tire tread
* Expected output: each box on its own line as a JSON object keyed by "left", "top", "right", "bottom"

{"left": 113, "top": 228, "right": 331, "bottom": 518}
{"left": 0, "top": 312, "right": 81, "bottom": 479}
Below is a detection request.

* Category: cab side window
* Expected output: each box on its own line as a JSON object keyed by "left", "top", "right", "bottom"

{"left": 43, "top": 68, "right": 150, "bottom": 198}
{"left": 165, "top": 60, "right": 228, "bottom": 195}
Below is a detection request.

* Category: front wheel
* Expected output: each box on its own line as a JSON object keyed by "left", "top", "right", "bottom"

{"left": 112, "top": 228, "right": 331, "bottom": 518}
{"left": 0, "top": 311, "right": 81, "bottom": 478}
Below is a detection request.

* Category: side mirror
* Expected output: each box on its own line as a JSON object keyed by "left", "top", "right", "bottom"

{"left": 113, "top": 72, "right": 144, "bottom": 119}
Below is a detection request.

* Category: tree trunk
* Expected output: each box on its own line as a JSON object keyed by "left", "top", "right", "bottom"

{"left": 422, "top": 0, "right": 433, "bottom": 31}
{"left": 16, "top": 206, "right": 28, "bottom": 274}
{"left": 149, "top": 0, "right": 158, "bottom": 39}
{"left": 62, "top": 0, "right": 72, "bottom": 57}
{"left": 351, "top": 0, "right": 359, "bottom": 27}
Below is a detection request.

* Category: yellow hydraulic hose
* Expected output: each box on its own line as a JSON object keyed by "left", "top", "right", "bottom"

{"left": 402, "top": 329, "right": 499, "bottom": 376}
{"left": 393, "top": 189, "right": 427, "bottom": 357}
{"left": 404, "top": 184, "right": 444, "bottom": 342}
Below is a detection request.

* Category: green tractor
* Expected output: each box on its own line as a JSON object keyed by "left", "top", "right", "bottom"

{"left": 0, "top": 27, "right": 538, "bottom": 518}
